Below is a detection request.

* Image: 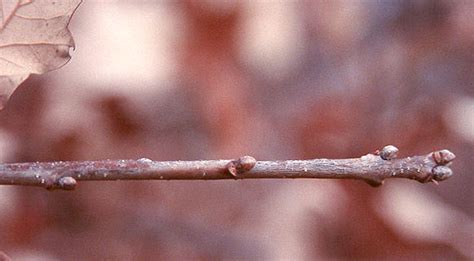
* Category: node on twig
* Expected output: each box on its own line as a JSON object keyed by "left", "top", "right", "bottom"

{"left": 379, "top": 145, "right": 399, "bottom": 160}
{"left": 226, "top": 156, "right": 256, "bottom": 178}
{"left": 58, "top": 176, "right": 77, "bottom": 190}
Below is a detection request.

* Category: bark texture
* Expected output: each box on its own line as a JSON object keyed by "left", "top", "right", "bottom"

{"left": 0, "top": 146, "right": 455, "bottom": 190}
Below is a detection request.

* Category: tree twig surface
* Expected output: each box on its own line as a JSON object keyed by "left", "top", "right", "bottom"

{"left": 0, "top": 145, "right": 455, "bottom": 190}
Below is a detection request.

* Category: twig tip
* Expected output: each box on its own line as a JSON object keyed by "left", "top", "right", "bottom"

{"left": 432, "top": 165, "right": 453, "bottom": 182}
{"left": 432, "top": 149, "right": 456, "bottom": 165}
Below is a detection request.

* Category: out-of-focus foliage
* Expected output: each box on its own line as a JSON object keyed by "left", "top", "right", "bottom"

{"left": 0, "top": 0, "right": 472, "bottom": 260}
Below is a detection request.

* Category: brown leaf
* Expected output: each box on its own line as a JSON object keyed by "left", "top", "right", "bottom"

{"left": 0, "top": 0, "right": 81, "bottom": 109}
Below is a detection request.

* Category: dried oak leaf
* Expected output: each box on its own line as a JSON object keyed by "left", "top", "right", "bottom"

{"left": 0, "top": 0, "right": 81, "bottom": 109}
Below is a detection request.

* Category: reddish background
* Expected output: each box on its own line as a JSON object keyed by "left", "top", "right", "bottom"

{"left": 0, "top": 1, "right": 473, "bottom": 260}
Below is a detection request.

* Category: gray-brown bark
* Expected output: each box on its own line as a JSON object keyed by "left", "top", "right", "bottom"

{"left": 0, "top": 145, "right": 455, "bottom": 190}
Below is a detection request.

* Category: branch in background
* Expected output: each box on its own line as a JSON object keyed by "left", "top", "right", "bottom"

{"left": 0, "top": 251, "right": 12, "bottom": 261}
{"left": 0, "top": 145, "right": 455, "bottom": 191}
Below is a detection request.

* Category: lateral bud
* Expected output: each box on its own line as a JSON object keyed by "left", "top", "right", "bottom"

{"left": 226, "top": 156, "right": 256, "bottom": 178}
{"left": 58, "top": 176, "right": 77, "bottom": 190}
{"left": 380, "top": 145, "right": 399, "bottom": 160}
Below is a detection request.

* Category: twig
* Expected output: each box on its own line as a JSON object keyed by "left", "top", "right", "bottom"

{"left": 0, "top": 145, "right": 455, "bottom": 190}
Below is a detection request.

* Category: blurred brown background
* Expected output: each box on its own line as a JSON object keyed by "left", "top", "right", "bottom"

{"left": 0, "top": 0, "right": 473, "bottom": 260}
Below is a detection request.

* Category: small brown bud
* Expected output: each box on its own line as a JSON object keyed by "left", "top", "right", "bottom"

{"left": 380, "top": 145, "right": 399, "bottom": 160}
{"left": 58, "top": 176, "right": 77, "bottom": 190}
{"left": 227, "top": 156, "right": 256, "bottom": 178}
{"left": 432, "top": 149, "right": 456, "bottom": 165}
{"left": 432, "top": 166, "right": 453, "bottom": 181}
{"left": 238, "top": 156, "right": 256, "bottom": 172}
